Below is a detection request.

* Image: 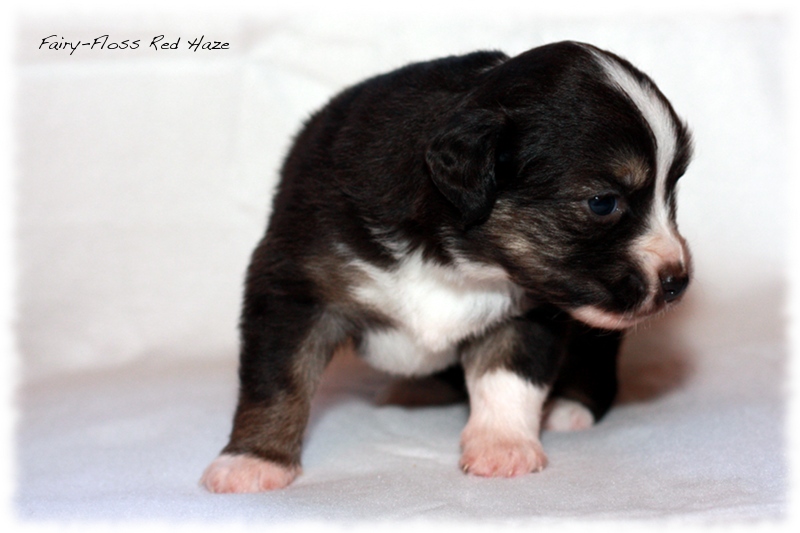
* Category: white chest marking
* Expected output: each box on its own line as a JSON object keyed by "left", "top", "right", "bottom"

{"left": 348, "top": 250, "right": 521, "bottom": 376}
{"left": 359, "top": 328, "right": 458, "bottom": 376}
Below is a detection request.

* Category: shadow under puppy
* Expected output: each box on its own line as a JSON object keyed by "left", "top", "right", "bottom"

{"left": 202, "top": 41, "right": 693, "bottom": 493}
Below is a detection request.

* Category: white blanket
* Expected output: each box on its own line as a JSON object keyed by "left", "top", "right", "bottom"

{"left": 11, "top": 4, "right": 788, "bottom": 525}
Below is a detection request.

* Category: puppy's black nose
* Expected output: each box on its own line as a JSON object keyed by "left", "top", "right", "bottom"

{"left": 660, "top": 272, "right": 689, "bottom": 303}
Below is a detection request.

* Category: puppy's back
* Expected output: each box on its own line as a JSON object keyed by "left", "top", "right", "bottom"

{"left": 274, "top": 51, "right": 508, "bottom": 217}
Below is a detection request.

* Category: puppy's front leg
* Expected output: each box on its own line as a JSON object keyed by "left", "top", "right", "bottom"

{"left": 201, "top": 274, "right": 344, "bottom": 493}
{"left": 459, "top": 312, "right": 565, "bottom": 477}
{"left": 545, "top": 325, "right": 622, "bottom": 432}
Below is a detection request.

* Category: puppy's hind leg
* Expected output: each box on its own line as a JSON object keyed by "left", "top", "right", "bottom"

{"left": 544, "top": 324, "right": 621, "bottom": 432}
{"left": 459, "top": 311, "right": 566, "bottom": 477}
{"left": 201, "top": 272, "right": 347, "bottom": 493}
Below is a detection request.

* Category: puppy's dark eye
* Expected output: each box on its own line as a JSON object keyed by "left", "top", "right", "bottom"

{"left": 588, "top": 194, "right": 619, "bottom": 216}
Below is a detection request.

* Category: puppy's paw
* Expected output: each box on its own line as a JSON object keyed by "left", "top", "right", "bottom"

{"left": 459, "top": 432, "right": 547, "bottom": 477}
{"left": 200, "top": 453, "right": 300, "bottom": 493}
{"left": 543, "top": 398, "right": 595, "bottom": 432}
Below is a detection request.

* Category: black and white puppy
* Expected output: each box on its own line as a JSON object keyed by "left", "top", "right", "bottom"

{"left": 201, "top": 41, "right": 693, "bottom": 493}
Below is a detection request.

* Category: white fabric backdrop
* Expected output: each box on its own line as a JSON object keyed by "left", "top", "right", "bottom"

{"left": 10, "top": 2, "right": 790, "bottom": 526}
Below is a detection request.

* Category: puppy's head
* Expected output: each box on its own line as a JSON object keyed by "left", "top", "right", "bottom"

{"left": 427, "top": 42, "right": 693, "bottom": 330}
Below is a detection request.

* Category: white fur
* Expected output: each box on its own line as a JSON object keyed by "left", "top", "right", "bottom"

{"left": 460, "top": 368, "right": 549, "bottom": 476}
{"left": 200, "top": 454, "right": 300, "bottom": 493}
{"left": 569, "top": 305, "right": 638, "bottom": 330}
{"left": 544, "top": 398, "right": 595, "bottom": 432}
{"left": 464, "top": 368, "right": 548, "bottom": 440}
{"left": 348, "top": 249, "right": 522, "bottom": 375}
{"left": 360, "top": 328, "right": 458, "bottom": 376}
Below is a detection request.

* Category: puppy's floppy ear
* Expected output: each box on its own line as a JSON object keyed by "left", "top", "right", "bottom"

{"left": 426, "top": 108, "right": 505, "bottom": 227}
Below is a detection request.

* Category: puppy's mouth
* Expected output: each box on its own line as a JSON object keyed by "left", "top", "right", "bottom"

{"left": 569, "top": 276, "right": 689, "bottom": 331}
{"left": 569, "top": 305, "right": 651, "bottom": 331}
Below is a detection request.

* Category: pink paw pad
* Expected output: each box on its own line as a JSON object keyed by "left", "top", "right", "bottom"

{"left": 460, "top": 434, "right": 548, "bottom": 477}
{"left": 200, "top": 453, "right": 300, "bottom": 493}
{"left": 543, "top": 398, "right": 595, "bottom": 432}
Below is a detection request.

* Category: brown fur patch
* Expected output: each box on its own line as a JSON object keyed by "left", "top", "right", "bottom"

{"left": 223, "top": 311, "right": 350, "bottom": 466}
{"left": 460, "top": 321, "right": 521, "bottom": 379}
{"left": 613, "top": 153, "right": 651, "bottom": 190}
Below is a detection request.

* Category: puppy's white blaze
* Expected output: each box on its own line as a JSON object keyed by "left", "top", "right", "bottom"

{"left": 460, "top": 369, "right": 549, "bottom": 476}
{"left": 350, "top": 249, "right": 521, "bottom": 360}
{"left": 589, "top": 50, "right": 677, "bottom": 201}
{"left": 589, "top": 50, "right": 680, "bottom": 247}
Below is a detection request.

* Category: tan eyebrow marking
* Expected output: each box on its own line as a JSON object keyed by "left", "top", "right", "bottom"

{"left": 612, "top": 155, "right": 651, "bottom": 190}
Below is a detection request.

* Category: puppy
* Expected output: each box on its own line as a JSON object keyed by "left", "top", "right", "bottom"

{"left": 201, "top": 41, "right": 693, "bottom": 492}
